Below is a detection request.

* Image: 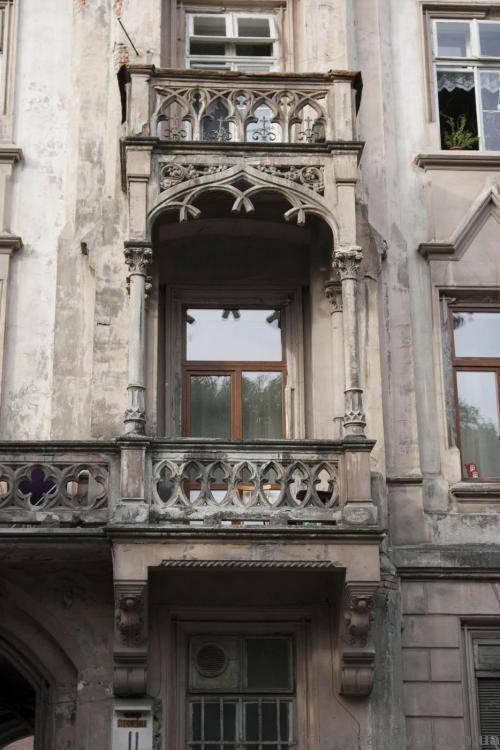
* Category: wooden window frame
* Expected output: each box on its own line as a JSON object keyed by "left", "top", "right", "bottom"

{"left": 448, "top": 304, "right": 500, "bottom": 481}
{"left": 182, "top": 304, "right": 287, "bottom": 439}
{"left": 463, "top": 623, "right": 500, "bottom": 750}
{"left": 163, "top": 286, "right": 305, "bottom": 440}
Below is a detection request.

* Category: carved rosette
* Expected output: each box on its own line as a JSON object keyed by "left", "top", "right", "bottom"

{"left": 334, "top": 246, "right": 363, "bottom": 281}
{"left": 159, "top": 162, "right": 231, "bottom": 191}
{"left": 114, "top": 581, "right": 149, "bottom": 696}
{"left": 340, "top": 582, "right": 378, "bottom": 697}
{"left": 255, "top": 164, "right": 325, "bottom": 194}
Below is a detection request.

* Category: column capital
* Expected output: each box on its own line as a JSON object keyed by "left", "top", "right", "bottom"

{"left": 124, "top": 241, "right": 153, "bottom": 276}
{"left": 333, "top": 245, "right": 363, "bottom": 280}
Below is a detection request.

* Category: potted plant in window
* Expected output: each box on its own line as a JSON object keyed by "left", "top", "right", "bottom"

{"left": 442, "top": 114, "right": 479, "bottom": 150}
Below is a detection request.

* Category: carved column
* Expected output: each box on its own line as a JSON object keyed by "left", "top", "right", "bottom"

{"left": 339, "top": 581, "right": 378, "bottom": 696}
{"left": 324, "top": 279, "right": 344, "bottom": 439}
{"left": 124, "top": 241, "right": 152, "bottom": 435}
{"left": 334, "top": 246, "right": 366, "bottom": 437}
{"left": 114, "top": 581, "right": 149, "bottom": 696}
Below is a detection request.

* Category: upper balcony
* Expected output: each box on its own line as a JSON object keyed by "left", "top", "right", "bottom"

{"left": 124, "top": 66, "right": 362, "bottom": 150}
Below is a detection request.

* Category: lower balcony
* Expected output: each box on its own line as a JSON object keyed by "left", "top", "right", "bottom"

{"left": 0, "top": 438, "right": 377, "bottom": 530}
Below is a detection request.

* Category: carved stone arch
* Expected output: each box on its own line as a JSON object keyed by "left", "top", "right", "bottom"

{"left": 148, "top": 163, "right": 339, "bottom": 243}
{"left": 0, "top": 598, "right": 78, "bottom": 750}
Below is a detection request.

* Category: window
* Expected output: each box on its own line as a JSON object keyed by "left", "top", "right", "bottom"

{"left": 450, "top": 308, "right": 500, "bottom": 480}
{"left": 187, "top": 635, "right": 295, "bottom": 750}
{"left": 186, "top": 12, "right": 278, "bottom": 71}
{"left": 183, "top": 308, "right": 285, "bottom": 439}
{"left": 432, "top": 18, "right": 500, "bottom": 150}
{"left": 464, "top": 626, "right": 500, "bottom": 748}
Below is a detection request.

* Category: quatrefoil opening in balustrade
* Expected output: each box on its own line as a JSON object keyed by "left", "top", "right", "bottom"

{"left": 17, "top": 467, "right": 58, "bottom": 508}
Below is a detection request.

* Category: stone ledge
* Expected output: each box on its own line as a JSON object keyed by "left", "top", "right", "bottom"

{"left": 415, "top": 151, "right": 500, "bottom": 171}
{"left": 450, "top": 482, "right": 500, "bottom": 502}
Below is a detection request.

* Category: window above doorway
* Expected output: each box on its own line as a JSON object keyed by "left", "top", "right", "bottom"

{"left": 186, "top": 11, "right": 279, "bottom": 71}
{"left": 183, "top": 308, "right": 286, "bottom": 440}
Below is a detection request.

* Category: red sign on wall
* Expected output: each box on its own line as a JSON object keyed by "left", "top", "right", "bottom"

{"left": 465, "top": 463, "right": 481, "bottom": 479}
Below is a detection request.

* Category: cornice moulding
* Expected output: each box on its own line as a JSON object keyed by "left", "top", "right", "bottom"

{"left": 0, "top": 146, "right": 22, "bottom": 164}
{"left": 415, "top": 151, "right": 500, "bottom": 171}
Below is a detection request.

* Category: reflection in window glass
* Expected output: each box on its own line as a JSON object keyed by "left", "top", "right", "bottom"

{"left": 436, "top": 21, "right": 470, "bottom": 57}
{"left": 193, "top": 16, "right": 226, "bottom": 36}
{"left": 186, "top": 309, "right": 282, "bottom": 362}
{"left": 242, "top": 372, "right": 282, "bottom": 439}
{"left": 479, "top": 22, "right": 500, "bottom": 57}
{"left": 480, "top": 71, "right": 500, "bottom": 150}
{"left": 453, "top": 312, "right": 500, "bottom": 357}
{"left": 237, "top": 17, "right": 271, "bottom": 38}
{"left": 190, "top": 375, "right": 231, "bottom": 438}
{"left": 457, "top": 371, "right": 500, "bottom": 478}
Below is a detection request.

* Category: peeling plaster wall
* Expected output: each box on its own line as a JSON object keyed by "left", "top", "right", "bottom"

{"left": 1, "top": 0, "right": 73, "bottom": 439}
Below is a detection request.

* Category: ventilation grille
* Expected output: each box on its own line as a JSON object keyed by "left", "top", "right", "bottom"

{"left": 196, "top": 643, "right": 227, "bottom": 678}
{"left": 478, "top": 678, "right": 500, "bottom": 740}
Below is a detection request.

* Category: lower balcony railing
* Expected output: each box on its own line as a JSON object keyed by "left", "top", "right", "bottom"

{"left": 150, "top": 439, "right": 344, "bottom": 527}
{"left": 0, "top": 439, "right": 375, "bottom": 529}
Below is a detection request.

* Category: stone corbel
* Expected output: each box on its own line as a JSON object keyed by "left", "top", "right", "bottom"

{"left": 340, "top": 582, "right": 378, "bottom": 697}
{"left": 114, "top": 581, "right": 149, "bottom": 696}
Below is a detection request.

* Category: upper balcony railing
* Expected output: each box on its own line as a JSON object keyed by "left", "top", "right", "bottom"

{"left": 0, "top": 438, "right": 375, "bottom": 530}
{"left": 125, "top": 66, "right": 361, "bottom": 146}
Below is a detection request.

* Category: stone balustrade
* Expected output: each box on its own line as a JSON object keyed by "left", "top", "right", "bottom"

{"left": 125, "top": 66, "right": 360, "bottom": 145}
{"left": 0, "top": 438, "right": 376, "bottom": 528}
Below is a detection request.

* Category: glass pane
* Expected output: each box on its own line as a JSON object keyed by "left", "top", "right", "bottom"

{"left": 186, "top": 309, "right": 282, "bottom": 361}
{"left": 457, "top": 371, "right": 500, "bottom": 478}
{"left": 238, "top": 17, "right": 271, "bottom": 38}
{"left": 437, "top": 70, "right": 478, "bottom": 150}
{"left": 236, "top": 43, "right": 273, "bottom": 57}
{"left": 246, "top": 638, "right": 291, "bottom": 689}
{"left": 204, "top": 702, "right": 221, "bottom": 741}
{"left": 190, "top": 375, "right": 231, "bottom": 438}
{"left": 193, "top": 16, "right": 226, "bottom": 36}
{"left": 279, "top": 702, "right": 292, "bottom": 742}
{"left": 190, "top": 41, "right": 226, "bottom": 56}
{"left": 262, "top": 702, "right": 278, "bottom": 741}
{"left": 191, "top": 701, "right": 202, "bottom": 741}
{"left": 480, "top": 72, "right": 500, "bottom": 150}
{"left": 479, "top": 22, "right": 500, "bottom": 56}
{"left": 244, "top": 702, "right": 259, "bottom": 742}
{"left": 453, "top": 312, "right": 500, "bottom": 357}
{"left": 242, "top": 372, "right": 282, "bottom": 439}
{"left": 223, "top": 701, "right": 237, "bottom": 741}
{"left": 436, "top": 21, "right": 470, "bottom": 57}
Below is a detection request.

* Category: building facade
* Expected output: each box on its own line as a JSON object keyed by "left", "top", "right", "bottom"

{"left": 0, "top": 1, "right": 500, "bottom": 748}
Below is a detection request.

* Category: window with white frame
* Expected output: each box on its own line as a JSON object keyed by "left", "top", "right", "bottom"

{"left": 186, "top": 12, "right": 279, "bottom": 71}
{"left": 464, "top": 626, "right": 500, "bottom": 748}
{"left": 432, "top": 18, "right": 500, "bottom": 150}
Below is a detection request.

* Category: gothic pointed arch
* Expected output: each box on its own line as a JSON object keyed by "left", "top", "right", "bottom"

{"left": 148, "top": 162, "right": 339, "bottom": 242}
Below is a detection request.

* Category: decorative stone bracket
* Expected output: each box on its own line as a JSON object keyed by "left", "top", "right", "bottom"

{"left": 339, "top": 581, "right": 378, "bottom": 697}
{"left": 113, "top": 581, "right": 149, "bottom": 696}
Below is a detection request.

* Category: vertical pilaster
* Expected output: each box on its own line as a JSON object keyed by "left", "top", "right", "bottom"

{"left": 324, "top": 279, "right": 344, "bottom": 439}
{"left": 334, "top": 246, "right": 366, "bottom": 438}
{"left": 124, "top": 241, "right": 152, "bottom": 436}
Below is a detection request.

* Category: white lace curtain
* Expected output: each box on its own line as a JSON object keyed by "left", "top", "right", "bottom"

{"left": 437, "top": 70, "right": 500, "bottom": 93}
